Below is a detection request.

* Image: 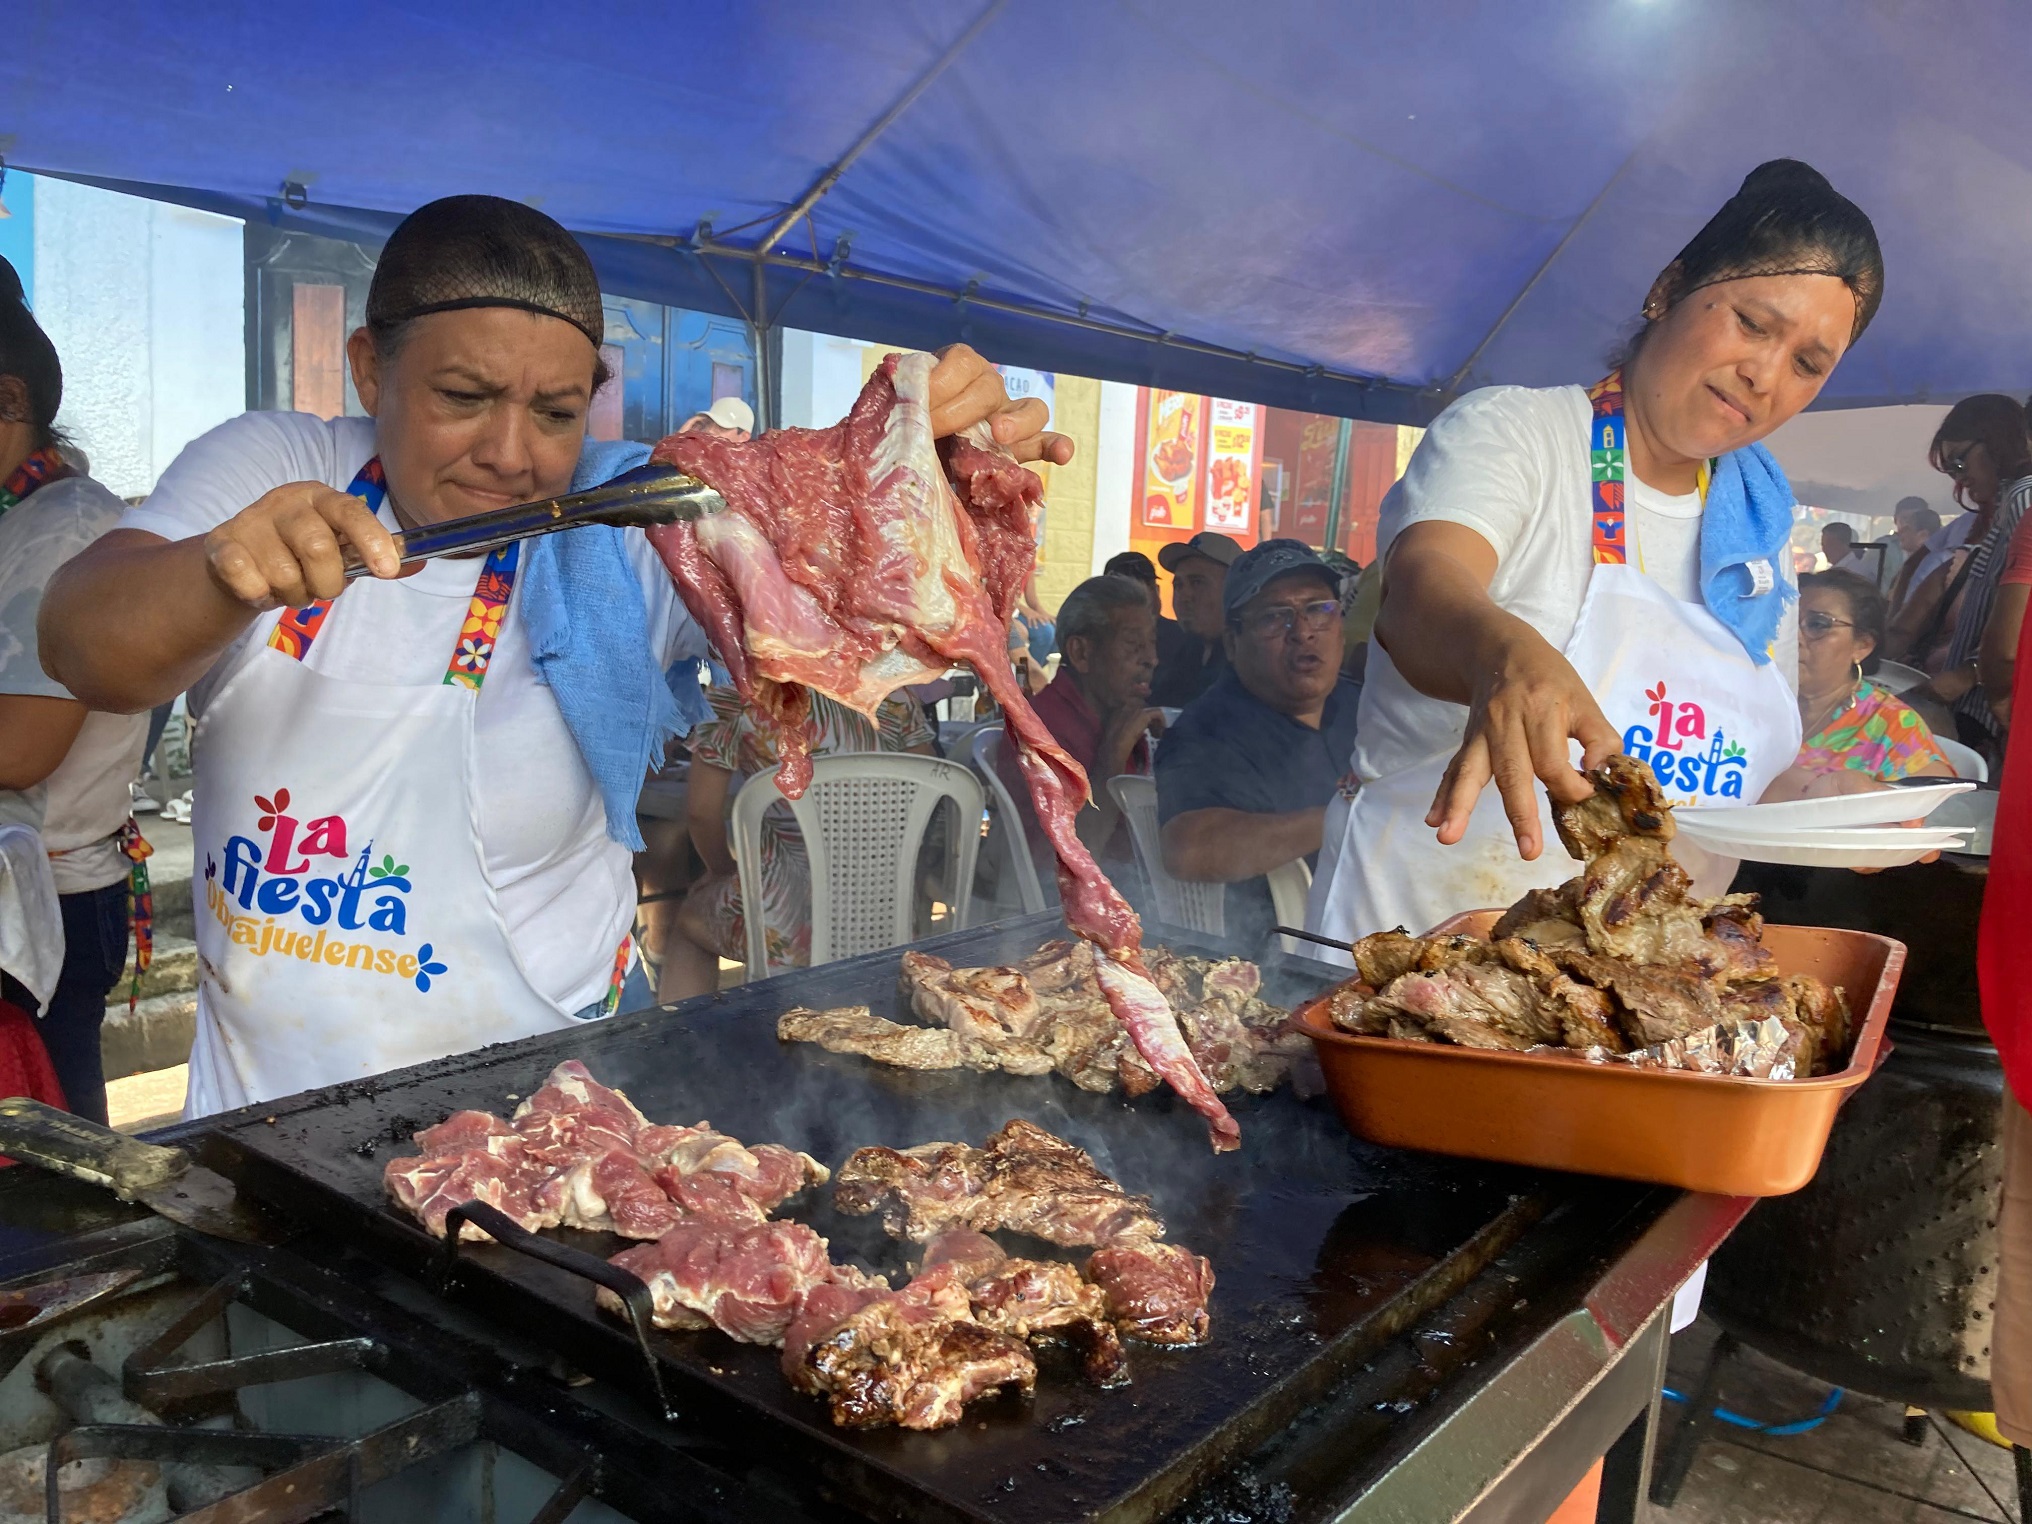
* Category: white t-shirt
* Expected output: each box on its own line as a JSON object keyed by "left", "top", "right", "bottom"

{"left": 0, "top": 475, "right": 150, "bottom": 894}
{"left": 120, "top": 412, "right": 709, "bottom": 1012}
{"left": 1355, "top": 384, "right": 1798, "bottom": 785}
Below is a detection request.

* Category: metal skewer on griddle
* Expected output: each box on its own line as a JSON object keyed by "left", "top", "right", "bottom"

{"left": 1273, "top": 924, "right": 1356, "bottom": 953}
{"left": 339, "top": 462, "right": 725, "bottom": 579}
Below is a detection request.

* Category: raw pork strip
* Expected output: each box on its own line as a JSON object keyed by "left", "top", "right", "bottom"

{"left": 600, "top": 1220, "right": 841, "bottom": 1344}
{"left": 649, "top": 354, "right": 1236, "bottom": 1151}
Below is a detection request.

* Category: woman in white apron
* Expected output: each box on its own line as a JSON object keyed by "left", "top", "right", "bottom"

{"left": 1310, "top": 159, "right": 1886, "bottom": 951}
{"left": 39, "top": 196, "right": 1069, "bottom": 1116}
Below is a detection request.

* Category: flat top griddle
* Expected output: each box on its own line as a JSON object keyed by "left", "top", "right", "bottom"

{"left": 205, "top": 917, "right": 1572, "bottom": 1524}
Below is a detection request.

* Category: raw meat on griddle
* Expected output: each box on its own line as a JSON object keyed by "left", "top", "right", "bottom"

{"left": 599, "top": 1220, "right": 843, "bottom": 1343}
{"left": 647, "top": 353, "right": 1236, "bottom": 1152}
{"left": 834, "top": 1119, "right": 1163, "bottom": 1247}
{"left": 383, "top": 1061, "right": 825, "bottom": 1240}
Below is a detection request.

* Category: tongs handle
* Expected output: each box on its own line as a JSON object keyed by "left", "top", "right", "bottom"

{"left": 340, "top": 464, "right": 724, "bottom": 580}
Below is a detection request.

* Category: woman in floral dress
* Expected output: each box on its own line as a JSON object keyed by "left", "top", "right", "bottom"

{"left": 1766, "top": 569, "right": 1957, "bottom": 798}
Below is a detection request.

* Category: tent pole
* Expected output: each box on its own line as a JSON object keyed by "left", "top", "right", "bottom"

{"left": 751, "top": 255, "right": 774, "bottom": 432}
{"left": 1322, "top": 419, "right": 1353, "bottom": 553}
{"left": 1445, "top": 147, "right": 1641, "bottom": 392}
{"left": 755, "top": 0, "right": 1007, "bottom": 256}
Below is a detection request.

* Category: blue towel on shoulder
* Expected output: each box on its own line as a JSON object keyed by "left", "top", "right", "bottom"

{"left": 1699, "top": 442, "right": 1797, "bottom": 665}
{"left": 520, "top": 439, "right": 715, "bottom": 852}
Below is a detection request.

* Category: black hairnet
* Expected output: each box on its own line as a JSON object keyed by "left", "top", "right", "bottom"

{"left": 1665, "top": 160, "right": 1884, "bottom": 343}
{"left": 0, "top": 255, "right": 62, "bottom": 428}
{"left": 367, "top": 195, "right": 605, "bottom": 350}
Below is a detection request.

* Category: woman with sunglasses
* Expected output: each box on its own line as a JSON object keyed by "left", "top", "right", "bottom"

{"left": 1766, "top": 570, "right": 1954, "bottom": 799}
{"left": 1309, "top": 160, "right": 1883, "bottom": 949}
{"left": 1897, "top": 396, "right": 2032, "bottom": 758}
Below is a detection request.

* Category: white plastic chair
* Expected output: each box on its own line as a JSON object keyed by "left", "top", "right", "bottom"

{"left": 1107, "top": 775, "right": 1312, "bottom": 950}
{"left": 967, "top": 727, "right": 1048, "bottom": 915}
{"left": 1932, "top": 735, "right": 1989, "bottom": 782}
{"left": 729, "top": 753, "right": 983, "bottom": 979}
{"left": 1872, "top": 660, "right": 1928, "bottom": 695}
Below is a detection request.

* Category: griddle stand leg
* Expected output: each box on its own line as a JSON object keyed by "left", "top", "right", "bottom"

{"left": 1595, "top": 1312, "right": 1671, "bottom": 1524}
{"left": 1644, "top": 1330, "right": 1735, "bottom": 1511}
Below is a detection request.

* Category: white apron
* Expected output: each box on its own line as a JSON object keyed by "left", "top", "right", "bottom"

{"left": 1308, "top": 423, "right": 1799, "bottom": 956}
{"left": 186, "top": 461, "right": 609, "bottom": 1115}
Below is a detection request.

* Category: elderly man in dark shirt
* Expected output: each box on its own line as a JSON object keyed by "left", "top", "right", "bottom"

{"left": 1151, "top": 532, "right": 1242, "bottom": 708}
{"left": 999, "top": 575, "right": 1159, "bottom": 882}
{"left": 1156, "top": 539, "right": 1360, "bottom": 942}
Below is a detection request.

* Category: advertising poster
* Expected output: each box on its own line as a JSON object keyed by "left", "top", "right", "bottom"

{"left": 1140, "top": 389, "right": 1205, "bottom": 528}
{"left": 1203, "top": 398, "right": 1262, "bottom": 535}
{"left": 1290, "top": 414, "right": 1341, "bottom": 544}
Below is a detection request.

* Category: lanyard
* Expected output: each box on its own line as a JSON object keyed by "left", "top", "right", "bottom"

{"left": 1586, "top": 370, "right": 1709, "bottom": 574}
{"left": 266, "top": 457, "right": 522, "bottom": 689}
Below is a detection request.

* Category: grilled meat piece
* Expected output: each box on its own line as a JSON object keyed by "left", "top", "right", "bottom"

{"left": 1784, "top": 975, "right": 1852, "bottom": 1076}
{"left": 1554, "top": 752, "right": 1675, "bottom": 860}
{"left": 900, "top": 951, "right": 1051, "bottom": 1041}
{"left": 1695, "top": 896, "right": 1779, "bottom": 983}
{"left": 1557, "top": 950, "right": 1723, "bottom": 1047}
{"left": 776, "top": 1005, "right": 1053, "bottom": 1076}
{"left": 1489, "top": 883, "right": 1586, "bottom": 948}
{"left": 919, "top": 1230, "right": 1008, "bottom": 1280}
{"left": 800, "top": 1295, "right": 1038, "bottom": 1430}
{"left": 1494, "top": 939, "right": 1625, "bottom": 1052}
{"left": 966, "top": 1257, "right": 1127, "bottom": 1386}
{"left": 1349, "top": 930, "right": 1425, "bottom": 988}
{"left": 1085, "top": 1239, "right": 1215, "bottom": 1345}
{"left": 1365, "top": 962, "right": 1563, "bottom": 1047}
{"left": 834, "top": 1120, "right": 1163, "bottom": 1247}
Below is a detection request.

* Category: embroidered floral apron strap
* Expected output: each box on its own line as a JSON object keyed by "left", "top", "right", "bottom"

{"left": 0, "top": 446, "right": 76, "bottom": 521}
{"left": 117, "top": 820, "right": 153, "bottom": 1013}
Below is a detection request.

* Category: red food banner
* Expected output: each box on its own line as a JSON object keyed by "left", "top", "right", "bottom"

{"left": 1140, "top": 389, "right": 1205, "bottom": 529}
{"left": 1290, "top": 415, "right": 1341, "bottom": 545}
{"left": 1203, "top": 398, "right": 1263, "bottom": 539}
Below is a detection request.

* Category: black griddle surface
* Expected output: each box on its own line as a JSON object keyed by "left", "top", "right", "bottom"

{"left": 207, "top": 916, "right": 1545, "bottom": 1524}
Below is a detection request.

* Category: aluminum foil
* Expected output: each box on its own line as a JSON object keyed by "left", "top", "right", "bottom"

{"left": 1578, "top": 1016, "right": 1801, "bottom": 1080}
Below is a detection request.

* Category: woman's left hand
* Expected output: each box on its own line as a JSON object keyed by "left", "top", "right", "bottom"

{"left": 927, "top": 344, "right": 1075, "bottom": 466}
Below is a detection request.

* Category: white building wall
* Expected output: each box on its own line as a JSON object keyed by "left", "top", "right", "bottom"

{"left": 1089, "top": 381, "right": 1138, "bottom": 575}
{"left": 32, "top": 180, "right": 244, "bottom": 499}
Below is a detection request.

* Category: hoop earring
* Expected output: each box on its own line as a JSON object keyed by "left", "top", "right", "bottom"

{"left": 1853, "top": 661, "right": 1865, "bottom": 689}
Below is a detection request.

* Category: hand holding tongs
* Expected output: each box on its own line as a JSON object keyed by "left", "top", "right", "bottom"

{"left": 339, "top": 463, "right": 726, "bottom": 580}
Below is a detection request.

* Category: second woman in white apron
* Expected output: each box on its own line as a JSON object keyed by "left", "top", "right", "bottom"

{"left": 1310, "top": 159, "right": 1886, "bottom": 949}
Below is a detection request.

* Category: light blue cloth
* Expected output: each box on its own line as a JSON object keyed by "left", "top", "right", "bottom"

{"left": 1699, "top": 442, "right": 1798, "bottom": 665}
{"left": 521, "top": 439, "right": 714, "bottom": 852}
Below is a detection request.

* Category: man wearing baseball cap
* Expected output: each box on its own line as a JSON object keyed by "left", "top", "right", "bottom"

{"left": 681, "top": 397, "right": 755, "bottom": 441}
{"left": 1154, "top": 538, "right": 1361, "bottom": 946}
{"left": 1151, "top": 531, "right": 1242, "bottom": 708}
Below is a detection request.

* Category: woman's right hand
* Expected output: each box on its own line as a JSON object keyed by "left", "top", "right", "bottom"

{"left": 202, "top": 482, "right": 405, "bottom": 610}
{"left": 1425, "top": 625, "right": 1623, "bottom": 860}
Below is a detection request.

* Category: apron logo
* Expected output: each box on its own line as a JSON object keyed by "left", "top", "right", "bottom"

{"left": 1620, "top": 682, "right": 1750, "bottom": 801}
{"left": 204, "top": 788, "right": 451, "bottom": 993}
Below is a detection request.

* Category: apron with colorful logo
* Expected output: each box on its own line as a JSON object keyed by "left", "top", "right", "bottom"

{"left": 1309, "top": 373, "right": 1800, "bottom": 951}
{"left": 185, "top": 460, "right": 604, "bottom": 1115}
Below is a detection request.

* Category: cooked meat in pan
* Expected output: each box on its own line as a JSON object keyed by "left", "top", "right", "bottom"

{"left": 1329, "top": 755, "right": 1852, "bottom": 1075}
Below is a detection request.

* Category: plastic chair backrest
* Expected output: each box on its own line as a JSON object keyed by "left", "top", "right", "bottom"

{"left": 1263, "top": 858, "right": 1314, "bottom": 954}
{"left": 1932, "top": 735, "right": 1990, "bottom": 782}
{"left": 1871, "top": 660, "right": 1928, "bottom": 695}
{"left": 967, "top": 727, "right": 1048, "bottom": 914}
{"left": 729, "top": 752, "right": 983, "bottom": 978}
{"left": 1107, "top": 774, "right": 1226, "bottom": 935}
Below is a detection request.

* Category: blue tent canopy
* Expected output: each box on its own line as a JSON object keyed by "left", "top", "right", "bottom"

{"left": 6, "top": 1, "right": 2025, "bottom": 422}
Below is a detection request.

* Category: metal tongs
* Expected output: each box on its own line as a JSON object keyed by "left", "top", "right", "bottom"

{"left": 340, "top": 463, "right": 725, "bottom": 579}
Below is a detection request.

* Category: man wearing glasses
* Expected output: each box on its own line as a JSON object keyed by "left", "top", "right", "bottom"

{"left": 1154, "top": 540, "right": 1360, "bottom": 946}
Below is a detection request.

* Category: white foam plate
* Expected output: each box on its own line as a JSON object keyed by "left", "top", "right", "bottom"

{"left": 1670, "top": 819, "right": 1967, "bottom": 868}
{"left": 1678, "top": 780, "right": 1974, "bottom": 831}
